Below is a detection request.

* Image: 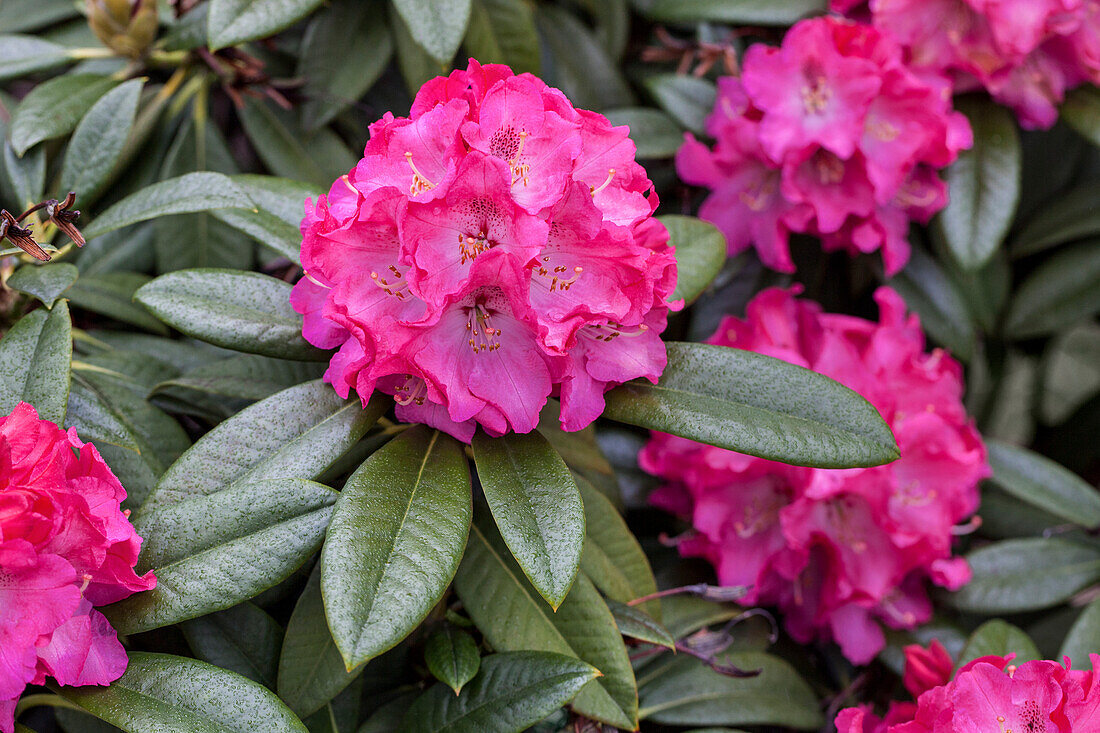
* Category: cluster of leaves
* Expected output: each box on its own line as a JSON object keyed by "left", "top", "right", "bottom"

{"left": 2, "top": 0, "right": 1099, "bottom": 732}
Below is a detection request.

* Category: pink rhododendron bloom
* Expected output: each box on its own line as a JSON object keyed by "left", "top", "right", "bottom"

{"left": 835, "top": 0, "right": 1100, "bottom": 129}
{"left": 0, "top": 402, "right": 155, "bottom": 733}
{"left": 293, "top": 59, "right": 678, "bottom": 442}
{"left": 676, "top": 16, "right": 971, "bottom": 276}
{"left": 639, "top": 287, "right": 987, "bottom": 664}
{"left": 837, "top": 642, "right": 1100, "bottom": 732}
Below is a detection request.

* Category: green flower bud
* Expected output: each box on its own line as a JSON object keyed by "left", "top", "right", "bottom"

{"left": 87, "top": 0, "right": 158, "bottom": 58}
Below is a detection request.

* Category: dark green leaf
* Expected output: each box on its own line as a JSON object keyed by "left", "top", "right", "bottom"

{"left": 0, "top": 0, "right": 81, "bottom": 33}
{"left": 637, "top": 653, "right": 822, "bottom": 729}
{"left": 606, "top": 108, "right": 684, "bottom": 159}
{"left": 104, "top": 478, "right": 337, "bottom": 634}
{"left": 606, "top": 600, "right": 674, "bottom": 649}
{"left": 1003, "top": 241, "right": 1100, "bottom": 339}
{"left": 402, "top": 652, "right": 597, "bottom": 733}
{"left": 8, "top": 74, "right": 119, "bottom": 155}
{"left": 889, "top": 246, "right": 976, "bottom": 361}
{"left": 472, "top": 430, "right": 584, "bottom": 609}
{"left": 454, "top": 521, "right": 638, "bottom": 729}
{"left": 986, "top": 439, "right": 1100, "bottom": 528}
{"left": 1041, "top": 322, "right": 1100, "bottom": 425}
{"left": 603, "top": 342, "right": 899, "bottom": 468}
{"left": 212, "top": 174, "right": 320, "bottom": 263}
{"left": 644, "top": 75, "right": 716, "bottom": 137}
{"left": 424, "top": 627, "right": 481, "bottom": 694}
{"left": 535, "top": 5, "right": 633, "bottom": 111}
{"left": 82, "top": 172, "right": 257, "bottom": 239}
{"left": 323, "top": 426, "right": 472, "bottom": 669}
{"left": 182, "top": 602, "right": 283, "bottom": 688}
{"left": 661, "top": 596, "right": 739, "bottom": 640}
{"left": 207, "top": 0, "right": 326, "bottom": 50}
{"left": 643, "top": 0, "right": 825, "bottom": 24}
{"left": 663, "top": 215, "right": 726, "bottom": 305}
{"left": 134, "top": 268, "right": 323, "bottom": 359}
{"left": 1062, "top": 85, "right": 1100, "bottom": 148}
{"left": 60, "top": 78, "right": 143, "bottom": 205}
{"left": 465, "top": 0, "right": 540, "bottom": 75}
{"left": 279, "top": 564, "right": 362, "bottom": 719}
{"left": 0, "top": 302, "right": 71, "bottom": 424}
{"left": 956, "top": 619, "right": 1039, "bottom": 669}
{"left": 147, "top": 380, "right": 382, "bottom": 508}
{"left": 238, "top": 98, "right": 357, "bottom": 188}
{"left": 58, "top": 652, "right": 308, "bottom": 732}
{"left": 391, "top": 0, "right": 472, "bottom": 64}
{"left": 6, "top": 262, "right": 77, "bottom": 308}
{"left": 936, "top": 97, "right": 1020, "bottom": 270}
{"left": 3, "top": 136, "right": 46, "bottom": 207}
{"left": 1012, "top": 186, "right": 1100, "bottom": 257}
{"left": 0, "top": 34, "right": 72, "bottom": 81}
{"left": 389, "top": 2, "right": 443, "bottom": 96}
{"left": 155, "top": 354, "right": 324, "bottom": 402}
{"left": 66, "top": 272, "right": 169, "bottom": 334}
{"left": 950, "top": 538, "right": 1100, "bottom": 613}
{"left": 1060, "top": 597, "right": 1100, "bottom": 666}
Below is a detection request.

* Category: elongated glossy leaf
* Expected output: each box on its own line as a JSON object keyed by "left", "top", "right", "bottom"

{"left": 1041, "top": 323, "right": 1100, "bottom": 425}
{"left": 454, "top": 522, "right": 638, "bottom": 729}
{"left": 182, "top": 602, "right": 283, "bottom": 688}
{"left": 465, "top": 0, "right": 540, "bottom": 74}
{"left": 535, "top": 5, "right": 633, "bottom": 110}
{"left": 643, "top": 0, "right": 824, "bottom": 24}
{"left": 472, "top": 431, "right": 583, "bottom": 609}
{"left": 1003, "top": 241, "right": 1100, "bottom": 339}
{"left": 60, "top": 78, "right": 143, "bottom": 205}
{"left": 403, "top": 652, "right": 597, "bottom": 733}
{"left": 6, "top": 262, "right": 77, "bottom": 308}
{"left": 392, "top": 0, "right": 471, "bottom": 63}
{"left": 238, "top": 98, "right": 356, "bottom": 188}
{"left": 577, "top": 477, "right": 659, "bottom": 618}
{"left": 950, "top": 538, "right": 1100, "bottom": 613}
{"left": 644, "top": 75, "right": 716, "bottom": 137}
{"left": 58, "top": 652, "right": 308, "bottom": 732}
{"left": 606, "top": 107, "right": 683, "bottom": 159}
{"left": 0, "top": 302, "right": 71, "bottom": 425}
{"left": 67, "top": 272, "right": 169, "bottom": 334}
{"left": 956, "top": 620, "right": 1039, "bottom": 669}
{"left": 278, "top": 565, "right": 361, "bottom": 719}
{"left": 663, "top": 215, "right": 726, "bottom": 305}
{"left": 986, "top": 439, "right": 1100, "bottom": 528}
{"left": 148, "top": 380, "right": 382, "bottom": 508}
{"left": 937, "top": 97, "right": 1020, "bottom": 270}
{"left": 607, "top": 600, "right": 674, "bottom": 649}
{"left": 213, "top": 175, "right": 320, "bottom": 264}
{"left": 603, "top": 342, "right": 898, "bottom": 468}
{"left": 323, "top": 426, "right": 472, "bottom": 669}
{"left": 637, "top": 653, "right": 822, "bottom": 729}
{"left": 155, "top": 354, "right": 324, "bottom": 402}
{"left": 104, "top": 479, "right": 336, "bottom": 634}
{"left": 889, "top": 246, "right": 975, "bottom": 361}
{"left": 2, "top": 135, "right": 45, "bottom": 207}
{"left": 8, "top": 74, "right": 119, "bottom": 155}
{"left": 208, "top": 0, "right": 326, "bottom": 49}
{"left": 1060, "top": 597, "right": 1100, "bottom": 666}
{"left": 1012, "top": 186, "right": 1100, "bottom": 257}
{"left": 135, "top": 269, "right": 322, "bottom": 359}
{"left": 1063, "top": 85, "right": 1100, "bottom": 148}
{"left": 425, "top": 627, "right": 481, "bottom": 694}
{"left": 0, "top": 34, "right": 72, "bottom": 81}
{"left": 82, "top": 172, "right": 256, "bottom": 239}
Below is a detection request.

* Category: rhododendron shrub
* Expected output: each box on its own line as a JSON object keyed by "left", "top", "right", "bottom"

{"left": 291, "top": 59, "right": 678, "bottom": 442}
{"left": 835, "top": 0, "right": 1100, "bottom": 129}
{"left": 837, "top": 642, "right": 1100, "bottom": 732}
{"left": 676, "top": 16, "right": 972, "bottom": 276}
{"left": 641, "top": 287, "right": 988, "bottom": 663}
{"left": 0, "top": 403, "right": 154, "bottom": 733}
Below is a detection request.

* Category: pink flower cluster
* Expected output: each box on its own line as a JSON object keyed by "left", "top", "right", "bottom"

{"left": 836, "top": 0, "right": 1100, "bottom": 129}
{"left": 640, "top": 287, "right": 987, "bottom": 664}
{"left": 676, "top": 16, "right": 971, "bottom": 276}
{"left": 838, "top": 643, "right": 1100, "bottom": 732}
{"left": 0, "top": 403, "right": 155, "bottom": 733}
{"left": 292, "top": 59, "right": 678, "bottom": 442}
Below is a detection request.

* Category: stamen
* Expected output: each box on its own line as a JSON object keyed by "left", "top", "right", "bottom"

{"left": 393, "top": 375, "right": 426, "bottom": 406}
{"left": 466, "top": 305, "right": 502, "bottom": 353}
{"left": 585, "top": 321, "right": 648, "bottom": 342}
{"left": 339, "top": 174, "right": 358, "bottom": 196}
{"left": 369, "top": 265, "right": 410, "bottom": 300}
{"left": 404, "top": 151, "right": 435, "bottom": 196}
{"left": 459, "top": 234, "right": 491, "bottom": 264}
{"left": 590, "top": 168, "right": 616, "bottom": 196}
{"left": 79, "top": 573, "right": 93, "bottom": 594}
{"left": 509, "top": 131, "right": 531, "bottom": 187}
{"left": 800, "top": 77, "right": 832, "bottom": 115}
{"left": 304, "top": 270, "right": 332, "bottom": 289}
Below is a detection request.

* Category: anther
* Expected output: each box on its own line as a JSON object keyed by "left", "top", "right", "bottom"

{"left": 404, "top": 151, "right": 436, "bottom": 196}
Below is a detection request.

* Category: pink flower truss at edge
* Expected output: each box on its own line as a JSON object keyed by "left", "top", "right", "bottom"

{"left": 835, "top": 0, "right": 1100, "bottom": 130}
{"left": 836, "top": 642, "right": 1100, "bottom": 732}
{"left": 639, "top": 286, "right": 988, "bottom": 665}
{"left": 0, "top": 402, "right": 155, "bottom": 733}
{"left": 292, "top": 59, "right": 679, "bottom": 442}
{"left": 675, "top": 16, "right": 972, "bottom": 276}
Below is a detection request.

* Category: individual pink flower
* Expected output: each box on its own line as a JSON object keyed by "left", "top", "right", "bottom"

{"left": 294, "top": 59, "right": 678, "bottom": 441}
{"left": 0, "top": 402, "right": 155, "bottom": 733}
{"left": 640, "top": 287, "right": 987, "bottom": 664}
{"left": 835, "top": 0, "right": 1100, "bottom": 129}
{"left": 837, "top": 641, "right": 1100, "bottom": 732}
{"left": 676, "top": 16, "right": 971, "bottom": 276}
{"left": 903, "top": 639, "right": 954, "bottom": 698}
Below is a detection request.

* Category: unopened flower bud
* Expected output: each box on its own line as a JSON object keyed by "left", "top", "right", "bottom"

{"left": 87, "top": 0, "right": 158, "bottom": 58}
